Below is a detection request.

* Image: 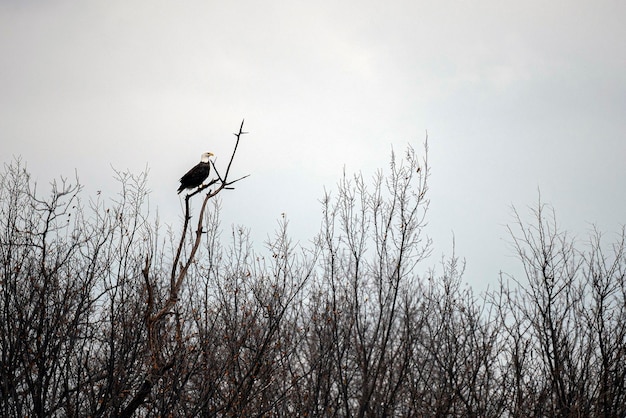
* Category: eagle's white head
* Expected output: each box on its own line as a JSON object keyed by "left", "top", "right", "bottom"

{"left": 200, "top": 152, "right": 214, "bottom": 163}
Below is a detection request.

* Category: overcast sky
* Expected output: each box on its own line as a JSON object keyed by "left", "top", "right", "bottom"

{"left": 2, "top": 0, "right": 625, "bottom": 290}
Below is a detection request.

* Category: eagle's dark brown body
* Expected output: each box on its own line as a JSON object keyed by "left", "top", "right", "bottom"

{"left": 177, "top": 152, "right": 213, "bottom": 194}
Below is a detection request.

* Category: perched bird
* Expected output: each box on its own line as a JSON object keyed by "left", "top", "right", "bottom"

{"left": 177, "top": 152, "right": 214, "bottom": 194}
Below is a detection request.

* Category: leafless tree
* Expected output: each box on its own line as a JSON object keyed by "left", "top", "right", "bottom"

{"left": 2, "top": 130, "right": 625, "bottom": 417}
{"left": 296, "top": 143, "right": 432, "bottom": 417}
{"left": 497, "top": 199, "right": 626, "bottom": 417}
{"left": 411, "top": 253, "right": 506, "bottom": 418}
{"left": 118, "top": 121, "right": 249, "bottom": 417}
{"left": 0, "top": 159, "right": 99, "bottom": 417}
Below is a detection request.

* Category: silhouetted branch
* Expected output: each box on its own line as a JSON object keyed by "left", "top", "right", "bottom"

{"left": 123, "top": 120, "right": 249, "bottom": 417}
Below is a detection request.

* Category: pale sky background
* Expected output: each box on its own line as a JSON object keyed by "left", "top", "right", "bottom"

{"left": 1, "top": 0, "right": 625, "bottom": 290}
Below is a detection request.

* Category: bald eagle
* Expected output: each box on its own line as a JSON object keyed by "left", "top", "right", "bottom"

{"left": 177, "top": 152, "right": 214, "bottom": 194}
